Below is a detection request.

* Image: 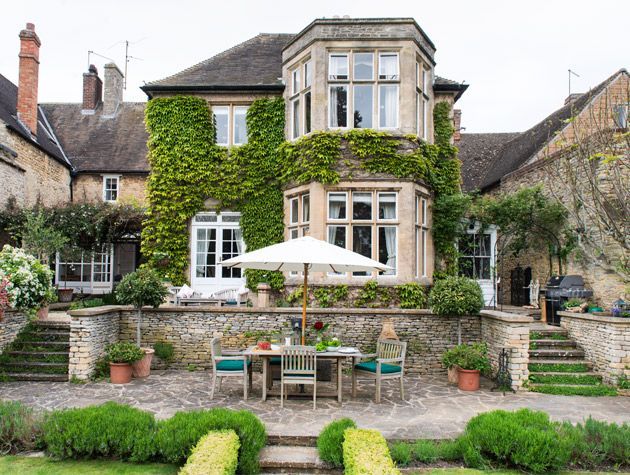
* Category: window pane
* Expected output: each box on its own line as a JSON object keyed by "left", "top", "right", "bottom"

{"left": 302, "top": 194, "right": 310, "bottom": 222}
{"left": 421, "top": 229, "right": 427, "bottom": 277}
{"left": 292, "top": 69, "right": 300, "bottom": 94}
{"left": 353, "top": 85, "right": 373, "bottom": 128}
{"left": 221, "top": 228, "right": 241, "bottom": 278}
{"left": 422, "top": 68, "right": 428, "bottom": 91}
{"left": 290, "top": 228, "right": 298, "bottom": 239}
{"left": 233, "top": 107, "right": 248, "bottom": 145}
{"left": 292, "top": 99, "right": 300, "bottom": 139}
{"left": 214, "top": 106, "right": 229, "bottom": 145}
{"left": 330, "top": 86, "right": 348, "bottom": 127}
{"left": 378, "top": 193, "right": 396, "bottom": 219}
{"left": 328, "top": 193, "right": 347, "bottom": 220}
{"left": 353, "top": 52, "right": 373, "bottom": 80}
{"left": 421, "top": 198, "right": 427, "bottom": 225}
{"left": 379, "top": 53, "right": 399, "bottom": 80}
{"left": 328, "top": 225, "right": 346, "bottom": 248}
{"left": 290, "top": 198, "right": 299, "bottom": 223}
{"left": 352, "top": 192, "right": 372, "bottom": 220}
{"left": 459, "top": 256, "right": 474, "bottom": 279}
{"left": 422, "top": 99, "right": 428, "bottom": 138}
{"left": 379, "top": 85, "right": 398, "bottom": 128}
{"left": 329, "top": 54, "right": 348, "bottom": 80}
{"left": 353, "top": 226, "right": 372, "bottom": 275}
{"left": 304, "top": 92, "right": 311, "bottom": 134}
{"left": 304, "top": 61, "right": 312, "bottom": 88}
{"left": 378, "top": 227, "right": 396, "bottom": 275}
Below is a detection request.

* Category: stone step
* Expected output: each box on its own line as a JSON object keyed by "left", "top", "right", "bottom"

{"left": 2, "top": 372, "right": 68, "bottom": 382}
{"left": 34, "top": 321, "right": 70, "bottom": 330}
{"left": 530, "top": 329, "right": 569, "bottom": 338}
{"left": 528, "top": 372, "right": 603, "bottom": 386}
{"left": 530, "top": 339, "right": 577, "bottom": 348}
{"left": 529, "top": 371, "right": 602, "bottom": 380}
{"left": 15, "top": 340, "right": 70, "bottom": 348}
{"left": 268, "top": 435, "right": 318, "bottom": 447}
{"left": 529, "top": 349, "right": 585, "bottom": 359}
{"left": 528, "top": 359, "right": 592, "bottom": 368}
{"left": 259, "top": 446, "right": 339, "bottom": 474}
{"left": 8, "top": 351, "right": 69, "bottom": 357}
{"left": 3, "top": 361, "right": 68, "bottom": 368}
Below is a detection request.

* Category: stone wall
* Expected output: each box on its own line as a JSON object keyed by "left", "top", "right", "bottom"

{"left": 68, "top": 306, "right": 121, "bottom": 380}
{"left": 560, "top": 311, "right": 630, "bottom": 384}
{"left": 0, "top": 310, "right": 29, "bottom": 352}
{"left": 72, "top": 173, "right": 148, "bottom": 205}
{"left": 480, "top": 310, "right": 531, "bottom": 391}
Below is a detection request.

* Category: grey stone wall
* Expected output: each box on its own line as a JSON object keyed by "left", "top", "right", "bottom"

{"left": 0, "top": 310, "right": 29, "bottom": 352}
{"left": 560, "top": 311, "right": 630, "bottom": 384}
{"left": 68, "top": 306, "right": 121, "bottom": 380}
{"left": 480, "top": 311, "right": 531, "bottom": 391}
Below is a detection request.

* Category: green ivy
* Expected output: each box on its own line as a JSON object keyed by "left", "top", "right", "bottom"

{"left": 281, "top": 131, "right": 342, "bottom": 184}
{"left": 395, "top": 282, "right": 428, "bottom": 309}
{"left": 313, "top": 285, "right": 349, "bottom": 308}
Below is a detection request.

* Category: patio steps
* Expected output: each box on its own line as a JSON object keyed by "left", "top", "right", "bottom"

{"left": 527, "top": 329, "right": 614, "bottom": 396}
{"left": 0, "top": 321, "right": 70, "bottom": 382}
{"left": 259, "top": 445, "right": 340, "bottom": 474}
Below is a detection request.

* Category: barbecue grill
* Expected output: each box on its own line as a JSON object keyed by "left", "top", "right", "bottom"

{"left": 544, "top": 275, "right": 593, "bottom": 326}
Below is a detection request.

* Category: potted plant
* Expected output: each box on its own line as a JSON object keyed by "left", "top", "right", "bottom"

{"left": 107, "top": 342, "right": 145, "bottom": 384}
{"left": 115, "top": 268, "right": 168, "bottom": 378}
{"left": 441, "top": 346, "right": 462, "bottom": 384}
{"left": 444, "top": 342, "right": 490, "bottom": 391}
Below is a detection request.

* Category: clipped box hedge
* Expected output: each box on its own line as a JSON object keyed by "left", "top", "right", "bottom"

{"left": 343, "top": 428, "right": 400, "bottom": 475}
{"left": 180, "top": 430, "right": 240, "bottom": 475}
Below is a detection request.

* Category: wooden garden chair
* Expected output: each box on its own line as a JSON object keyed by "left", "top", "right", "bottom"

{"left": 352, "top": 339, "right": 407, "bottom": 403}
{"left": 210, "top": 337, "right": 252, "bottom": 400}
{"left": 281, "top": 345, "right": 317, "bottom": 409}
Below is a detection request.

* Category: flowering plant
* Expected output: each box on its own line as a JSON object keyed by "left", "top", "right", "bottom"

{"left": 0, "top": 245, "right": 56, "bottom": 310}
{"left": 0, "top": 277, "right": 9, "bottom": 320}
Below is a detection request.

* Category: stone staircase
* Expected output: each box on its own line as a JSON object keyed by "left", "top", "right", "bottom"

{"left": 0, "top": 320, "right": 70, "bottom": 382}
{"left": 528, "top": 328, "right": 615, "bottom": 396}
{"left": 260, "top": 436, "right": 340, "bottom": 474}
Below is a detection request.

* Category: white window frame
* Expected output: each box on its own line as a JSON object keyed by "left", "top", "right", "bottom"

{"left": 304, "top": 91, "right": 312, "bottom": 134}
{"left": 378, "top": 84, "right": 399, "bottom": 129}
{"left": 213, "top": 105, "right": 230, "bottom": 146}
{"left": 291, "top": 98, "right": 301, "bottom": 139}
{"left": 353, "top": 52, "right": 374, "bottom": 81}
{"left": 378, "top": 52, "right": 399, "bottom": 81}
{"left": 327, "top": 191, "right": 348, "bottom": 221}
{"left": 304, "top": 61, "right": 312, "bottom": 88}
{"left": 422, "top": 99, "right": 428, "bottom": 139}
{"left": 377, "top": 225, "right": 397, "bottom": 276}
{"left": 377, "top": 191, "right": 398, "bottom": 221}
{"left": 289, "top": 196, "right": 299, "bottom": 224}
{"left": 329, "top": 85, "right": 350, "bottom": 129}
{"left": 422, "top": 67, "right": 428, "bottom": 92}
{"left": 232, "top": 106, "right": 249, "bottom": 146}
{"left": 329, "top": 53, "right": 349, "bottom": 80}
{"left": 302, "top": 193, "right": 310, "bottom": 224}
{"left": 352, "top": 83, "right": 374, "bottom": 129}
{"left": 415, "top": 195, "right": 429, "bottom": 278}
{"left": 292, "top": 68, "right": 301, "bottom": 95}
{"left": 102, "top": 175, "right": 120, "bottom": 203}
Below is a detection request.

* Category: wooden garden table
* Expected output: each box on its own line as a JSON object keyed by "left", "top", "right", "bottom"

{"left": 242, "top": 347, "right": 369, "bottom": 404}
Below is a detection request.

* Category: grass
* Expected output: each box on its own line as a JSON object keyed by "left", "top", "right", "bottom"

{"left": 528, "top": 374, "right": 601, "bottom": 385}
{"left": 528, "top": 363, "right": 589, "bottom": 373}
{"left": 0, "top": 457, "right": 178, "bottom": 475}
{"left": 529, "top": 385, "right": 617, "bottom": 396}
{"left": 408, "top": 470, "right": 619, "bottom": 475}
{"left": 529, "top": 332, "right": 569, "bottom": 341}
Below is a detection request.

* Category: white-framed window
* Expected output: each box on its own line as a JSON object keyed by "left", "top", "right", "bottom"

{"left": 415, "top": 195, "right": 429, "bottom": 278}
{"left": 102, "top": 175, "right": 119, "bottom": 202}
{"left": 422, "top": 67, "right": 428, "bottom": 92}
{"left": 415, "top": 62, "right": 430, "bottom": 139}
{"left": 304, "top": 91, "right": 312, "bottom": 134}
{"left": 290, "top": 197, "right": 299, "bottom": 224}
{"left": 233, "top": 106, "right": 248, "bottom": 145}
{"left": 55, "top": 245, "right": 114, "bottom": 292}
{"left": 213, "top": 106, "right": 229, "bottom": 146}
{"left": 327, "top": 190, "right": 399, "bottom": 276}
{"left": 288, "top": 59, "right": 311, "bottom": 139}
{"left": 302, "top": 193, "right": 310, "bottom": 223}
{"left": 353, "top": 52, "right": 374, "bottom": 81}
{"left": 379, "top": 84, "right": 399, "bottom": 128}
{"left": 353, "top": 84, "right": 373, "bottom": 128}
{"left": 304, "top": 61, "right": 312, "bottom": 88}
{"left": 378, "top": 53, "right": 399, "bottom": 80}
{"left": 291, "top": 99, "right": 301, "bottom": 139}
{"left": 614, "top": 103, "right": 629, "bottom": 128}
{"left": 329, "top": 54, "right": 349, "bottom": 80}
{"left": 458, "top": 231, "right": 492, "bottom": 280}
{"left": 288, "top": 192, "right": 310, "bottom": 243}
{"left": 329, "top": 85, "right": 349, "bottom": 128}
{"left": 292, "top": 68, "right": 301, "bottom": 95}
{"left": 213, "top": 105, "right": 249, "bottom": 146}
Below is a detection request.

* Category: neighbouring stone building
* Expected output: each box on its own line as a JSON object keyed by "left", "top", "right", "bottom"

{"left": 459, "top": 69, "right": 629, "bottom": 307}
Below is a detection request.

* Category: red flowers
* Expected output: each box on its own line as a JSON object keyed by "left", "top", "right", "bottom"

{"left": 314, "top": 321, "right": 324, "bottom": 331}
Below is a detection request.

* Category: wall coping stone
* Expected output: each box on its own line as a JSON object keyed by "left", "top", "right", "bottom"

{"left": 558, "top": 311, "right": 630, "bottom": 325}
{"left": 68, "top": 305, "right": 131, "bottom": 317}
{"left": 480, "top": 310, "right": 532, "bottom": 323}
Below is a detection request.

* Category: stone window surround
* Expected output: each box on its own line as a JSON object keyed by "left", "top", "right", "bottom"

{"left": 415, "top": 194, "right": 429, "bottom": 278}
{"left": 415, "top": 59, "right": 431, "bottom": 138}
{"left": 212, "top": 103, "right": 250, "bottom": 146}
{"left": 101, "top": 174, "right": 120, "bottom": 202}
{"left": 288, "top": 192, "right": 310, "bottom": 239}
{"left": 289, "top": 56, "right": 312, "bottom": 139}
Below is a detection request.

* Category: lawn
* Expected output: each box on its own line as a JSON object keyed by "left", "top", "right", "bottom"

{"left": 0, "top": 456, "right": 178, "bottom": 475}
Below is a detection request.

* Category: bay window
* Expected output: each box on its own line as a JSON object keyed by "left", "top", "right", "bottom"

{"left": 416, "top": 61, "right": 430, "bottom": 139}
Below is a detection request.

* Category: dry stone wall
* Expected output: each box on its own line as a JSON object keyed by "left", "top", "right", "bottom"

{"left": 560, "top": 311, "right": 630, "bottom": 384}
{"left": 480, "top": 310, "right": 531, "bottom": 391}
{"left": 0, "top": 310, "right": 29, "bottom": 352}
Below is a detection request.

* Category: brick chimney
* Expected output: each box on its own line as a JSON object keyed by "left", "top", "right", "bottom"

{"left": 453, "top": 109, "right": 462, "bottom": 143}
{"left": 103, "top": 63, "right": 123, "bottom": 116}
{"left": 82, "top": 64, "right": 102, "bottom": 112}
{"left": 17, "top": 22, "right": 41, "bottom": 135}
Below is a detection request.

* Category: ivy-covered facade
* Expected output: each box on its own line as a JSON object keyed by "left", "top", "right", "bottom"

{"left": 140, "top": 17, "right": 467, "bottom": 295}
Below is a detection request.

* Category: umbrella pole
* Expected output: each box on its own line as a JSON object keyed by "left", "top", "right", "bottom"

{"left": 302, "top": 263, "right": 308, "bottom": 345}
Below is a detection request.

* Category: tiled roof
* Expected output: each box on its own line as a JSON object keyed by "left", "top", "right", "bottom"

{"left": 142, "top": 33, "right": 294, "bottom": 94}
{"left": 0, "top": 73, "right": 71, "bottom": 168}
{"left": 434, "top": 76, "right": 468, "bottom": 101}
{"left": 40, "top": 102, "right": 149, "bottom": 173}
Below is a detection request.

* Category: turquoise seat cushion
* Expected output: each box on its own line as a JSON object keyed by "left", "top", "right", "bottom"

{"left": 270, "top": 356, "right": 282, "bottom": 365}
{"left": 354, "top": 361, "right": 401, "bottom": 374}
{"left": 216, "top": 359, "right": 251, "bottom": 371}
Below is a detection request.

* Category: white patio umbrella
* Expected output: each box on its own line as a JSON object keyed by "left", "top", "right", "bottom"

{"left": 221, "top": 236, "right": 392, "bottom": 344}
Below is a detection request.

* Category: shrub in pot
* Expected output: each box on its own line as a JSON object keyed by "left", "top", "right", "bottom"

{"left": 115, "top": 268, "right": 168, "bottom": 377}
{"left": 444, "top": 343, "right": 490, "bottom": 391}
{"left": 441, "top": 346, "right": 462, "bottom": 384}
{"left": 107, "top": 342, "right": 145, "bottom": 384}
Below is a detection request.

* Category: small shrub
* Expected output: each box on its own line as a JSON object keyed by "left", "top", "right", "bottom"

{"left": 436, "top": 439, "right": 463, "bottom": 462}
{"left": 115, "top": 268, "right": 168, "bottom": 309}
{"left": 412, "top": 439, "right": 439, "bottom": 463}
{"left": 155, "top": 408, "right": 266, "bottom": 474}
{"left": 389, "top": 441, "right": 412, "bottom": 466}
{"left": 69, "top": 298, "right": 104, "bottom": 310}
{"left": 106, "top": 342, "right": 144, "bottom": 364}
{"left": 343, "top": 428, "right": 400, "bottom": 475}
{"left": 429, "top": 276, "right": 484, "bottom": 316}
{"left": 459, "top": 409, "right": 571, "bottom": 473}
{"left": 442, "top": 343, "right": 490, "bottom": 372}
{"left": 42, "top": 402, "right": 156, "bottom": 462}
{"left": 317, "top": 418, "right": 356, "bottom": 467}
{"left": 179, "top": 430, "right": 239, "bottom": 475}
{"left": 0, "top": 401, "right": 43, "bottom": 454}
{"left": 153, "top": 341, "right": 175, "bottom": 365}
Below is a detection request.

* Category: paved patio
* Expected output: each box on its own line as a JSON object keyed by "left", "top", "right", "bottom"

{"left": 1, "top": 371, "right": 628, "bottom": 439}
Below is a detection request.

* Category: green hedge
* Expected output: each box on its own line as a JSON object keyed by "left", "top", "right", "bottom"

{"left": 0, "top": 401, "right": 43, "bottom": 455}
{"left": 179, "top": 430, "right": 239, "bottom": 475}
{"left": 154, "top": 408, "right": 266, "bottom": 474}
{"left": 343, "top": 428, "right": 400, "bottom": 475}
{"left": 317, "top": 418, "right": 356, "bottom": 467}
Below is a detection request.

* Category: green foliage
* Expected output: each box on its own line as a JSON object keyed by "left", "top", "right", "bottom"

{"left": 429, "top": 276, "right": 484, "bottom": 316}
{"left": 389, "top": 441, "right": 413, "bottom": 466}
{"left": 431, "top": 193, "right": 473, "bottom": 275}
{"left": 313, "top": 285, "right": 349, "bottom": 308}
{"left": 115, "top": 268, "right": 168, "bottom": 309}
{"left": 342, "top": 428, "right": 400, "bottom": 475}
{"left": 394, "top": 283, "right": 427, "bottom": 309}
{"left": 529, "top": 384, "right": 617, "bottom": 396}
{"left": 19, "top": 210, "right": 68, "bottom": 263}
{"left": 43, "top": 402, "right": 157, "bottom": 462}
{"left": 154, "top": 408, "right": 266, "bottom": 474}
{"left": 0, "top": 401, "right": 43, "bottom": 455}
{"left": 0, "top": 244, "right": 56, "bottom": 309}
{"left": 459, "top": 409, "right": 571, "bottom": 473}
{"left": 280, "top": 131, "right": 341, "bottom": 184}
{"left": 69, "top": 298, "right": 105, "bottom": 310}
{"left": 106, "top": 342, "right": 145, "bottom": 364}
{"left": 354, "top": 280, "right": 393, "bottom": 308}
{"left": 442, "top": 343, "right": 490, "bottom": 372}
{"left": 0, "top": 456, "right": 178, "bottom": 474}
{"left": 153, "top": 342, "right": 175, "bottom": 365}
{"left": 316, "top": 418, "right": 357, "bottom": 467}
{"left": 411, "top": 439, "right": 438, "bottom": 463}
{"left": 179, "top": 430, "right": 239, "bottom": 475}
{"left": 528, "top": 374, "right": 601, "bottom": 385}
{"left": 528, "top": 362, "right": 589, "bottom": 373}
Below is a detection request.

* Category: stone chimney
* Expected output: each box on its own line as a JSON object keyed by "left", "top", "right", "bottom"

{"left": 103, "top": 62, "right": 124, "bottom": 116}
{"left": 453, "top": 109, "right": 462, "bottom": 143}
{"left": 82, "top": 64, "right": 102, "bottom": 112}
{"left": 17, "top": 22, "right": 41, "bottom": 135}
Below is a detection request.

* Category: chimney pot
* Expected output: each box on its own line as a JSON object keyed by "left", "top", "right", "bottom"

{"left": 17, "top": 21, "right": 41, "bottom": 135}
{"left": 82, "top": 65, "right": 102, "bottom": 112}
{"left": 103, "top": 62, "right": 124, "bottom": 116}
{"left": 25, "top": 22, "right": 35, "bottom": 31}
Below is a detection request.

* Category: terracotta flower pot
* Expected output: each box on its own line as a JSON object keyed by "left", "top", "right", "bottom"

{"left": 132, "top": 348, "right": 155, "bottom": 378}
{"left": 110, "top": 362, "right": 133, "bottom": 384}
{"left": 458, "top": 369, "right": 480, "bottom": 391}
{"left": 36, "top": 305, "right": 49, "bottom": 320}
{"left": 447, "top": 365, "right": 460, "bottom": 384}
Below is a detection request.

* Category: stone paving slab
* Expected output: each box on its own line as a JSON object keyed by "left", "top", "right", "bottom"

{"left": 0, "top": 371, "right": 628, "bottom": 439}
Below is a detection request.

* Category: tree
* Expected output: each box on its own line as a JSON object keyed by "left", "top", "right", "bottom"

{"left": 17, "top": 210, "right": 68, "bottom": 265}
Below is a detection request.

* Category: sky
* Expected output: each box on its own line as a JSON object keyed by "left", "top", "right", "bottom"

{"left": 1, "top": 0, "right": 628, "bottom": 133}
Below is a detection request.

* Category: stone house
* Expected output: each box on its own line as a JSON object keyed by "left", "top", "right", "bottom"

{"left": 141, "top": 17, "right": 467, "bottom": 296}
{"left": 459, "top": 69, "right": 629, "bottom": 307}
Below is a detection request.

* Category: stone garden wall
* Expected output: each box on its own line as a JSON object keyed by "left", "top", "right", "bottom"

{"left": 480, "top": 310, "right": 531, "bottom": 391}
{"left": 0, "top": 310, "right": 29, "bottom": 352}
{"left": 559, "top": 311, "right": 630, "bottom": 384}
{"left": 68, "top": 306, "right": 121, "bottom": 380}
